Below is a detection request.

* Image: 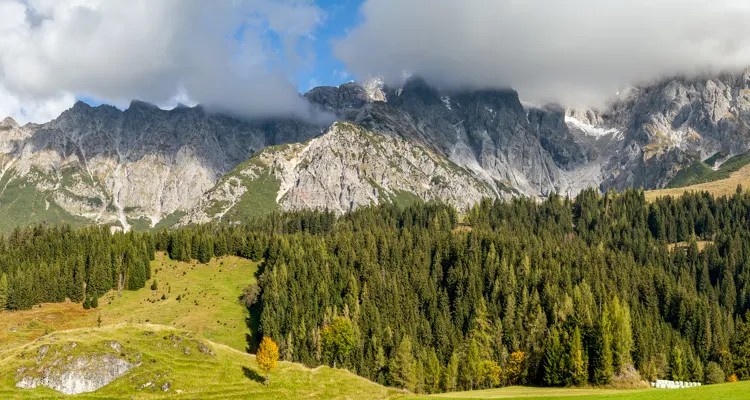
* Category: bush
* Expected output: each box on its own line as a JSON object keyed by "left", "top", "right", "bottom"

{"left": 706, "top": 362, "right": 725, "bottom": 384}
{"left": 151, "top": 280, "right": 158, "bottom": 290}
{"left": 161, "top": 294, "right": 167, "bottom": 300}
{"left": 727, "top": 374, "right": 738, "bottom": 382}
{"left": 83, "top": 299, "right": 90, "bottom": 310}
{"left": 240, "top": 282, "right": 261, "bottom": 308}
{"left": 91, "top": 297, "right": 99, "bottom": 308}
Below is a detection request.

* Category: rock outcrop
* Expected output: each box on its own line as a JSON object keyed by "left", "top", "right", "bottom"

{"left": 0, "top": 102, "right": 322, "bottom": 230}
{"left": 15, "top": 353, "right": 135, "bottom": 395}
{"left": 181, "top": 122, "right": 502, "bottom": 224}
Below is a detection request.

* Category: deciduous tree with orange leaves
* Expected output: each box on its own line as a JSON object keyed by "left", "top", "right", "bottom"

{"left": 257, "top": 336, "right": 279, "bottom": 385}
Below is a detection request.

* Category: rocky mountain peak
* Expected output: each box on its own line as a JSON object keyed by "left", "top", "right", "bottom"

{"left": 0, "top": 116, "right": 19, "bottom": 129}
{"left": 126, "top": 100, "right": 164, "bottom": 113}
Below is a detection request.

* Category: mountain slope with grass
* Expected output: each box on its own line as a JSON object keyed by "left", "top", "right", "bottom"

{"left": 0, "top": 324, "right": 398, "bottom": 400}
{"left": 645, "top": 161, "right": 750, "bottom": 201}
{"left": 666, "top": 152, "right": 750, "bottom": 188}
{"left": 180, "top": 121, "right": 502, "bottom": 224}
{"left": 0, "top": 253, "right": 399, "bottom": 399}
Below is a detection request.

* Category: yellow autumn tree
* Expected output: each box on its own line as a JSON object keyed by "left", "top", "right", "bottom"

{"left": 506, "top": 351, "right": 525, "bottom": 385}
{"left": 257, "top": 336, "right": 279, "bottom": 385}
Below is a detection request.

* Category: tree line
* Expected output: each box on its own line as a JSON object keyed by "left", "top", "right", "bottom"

{"left": 3, "top": 188, "right": 750, "bottom": 393}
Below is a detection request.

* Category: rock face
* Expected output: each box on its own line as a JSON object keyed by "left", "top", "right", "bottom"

{"left": 597, "top": 71, "right": 750, "bottom": 191}
{"left": 0, "top": 102, "right": 321, "bottom": 230}
{"left": 15, "top": 353, "right": 134, "bottom": 395}
{"left": 181, "top": 122, "right": 501, "bottom": 224}
{"left": 4, "top": 69, "right": 750, "bottom": 230}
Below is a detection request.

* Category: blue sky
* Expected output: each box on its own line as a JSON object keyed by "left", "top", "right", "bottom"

{"left": 77, "top": 0, "right": 364, "bottom": 109}
{"left": 295, "top": 0, "right": 364, "bottom": 91}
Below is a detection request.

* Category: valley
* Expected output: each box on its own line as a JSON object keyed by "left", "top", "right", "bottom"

{"left": 4, "top": 2, "right": 750, "bottom": 399}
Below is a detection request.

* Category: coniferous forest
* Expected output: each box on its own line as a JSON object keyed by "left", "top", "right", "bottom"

{"left": 3, "top": 188, "right": 750, "bottom": 393}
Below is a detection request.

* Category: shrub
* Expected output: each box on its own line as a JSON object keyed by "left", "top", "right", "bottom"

{"left": 706, "top": 362, "right": 725, "bottom": 384}
{"left": 240, "top": 282, "right": 261, "bottom": 308}
{"left": 151, "top": 280, "right": 158, "bottom": 290}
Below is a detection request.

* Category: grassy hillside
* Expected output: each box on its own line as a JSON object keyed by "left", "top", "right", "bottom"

{"left": 420, "top": 382, "right": 750, "bottom": 399}
{"left": 646, "top": 162, "right": 750, "bottom": 201}
{"left": 0, "top": 171, "right": 90, "bottom": 234}
{"left": 667, "top": 152, "right": 750, "bottom": 189}
{"left": 0, "top": 253, "right": 257, "bottom": 352}
{"left": 0, "top": 324, "right": 397, "bottom": 400}
{"left": 0, "top": 253, "right": 400, "bottom": 399}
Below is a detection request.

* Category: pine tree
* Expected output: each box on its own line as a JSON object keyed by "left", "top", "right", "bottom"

{"left": 593, "top": 312, "right": 613, "bottom": 384}
{"left": 442, "top": 350, "right": 459, "bottom": 392}
{"left": 424, "top": 348, "right": 441, "bottom": 393}
{"left": 568, "top": 326, "right": 588, "bottom": 385}
{"left": 543, "top": 327, "right": 565, "bottom": 386}
{"left": 391, "top": 336, "right": 417, "bottom": 391}
{"left": 461, "top": 339, "right": 480, "bottom": 390}
{"left": 610, "top": 296, "right": 633, "bottom": 373}
{"left": 732, "top": 311, "right": 750, "bottom": 380}
{"left": 0, "top": 273, "right": 7, "bottom": 310}
{"left": 706, "top": 361, "right": 725, "bottom": 384}
{"left": 670, "top": 346, "right": 687, "bottom": 381}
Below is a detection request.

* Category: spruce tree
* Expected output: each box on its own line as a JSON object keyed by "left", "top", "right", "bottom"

{"left": 442, "top": 350, "right": 459, "bottom": 392}
{"left": 424, "top": 348, "right": 441, "bottom": 393}
{"left": 593, "top": 312, "right": 613, "bottom": 384}
{"left": 671, "top": 346, "right": 687, "bottom": 381}
{"left": 610, "top": 296, "right": 633, "bottom": 373}
{"left": 390, "top": 336, "right": 417, "bottom": 391}
{"left": 0, "top": 273, "right": 7, "bottom": 310}
{"left": 568, "top": 326, "right": 588, "bottom": 385}
{"left": 543, "top": 327, "right": 565, "bottom": 386}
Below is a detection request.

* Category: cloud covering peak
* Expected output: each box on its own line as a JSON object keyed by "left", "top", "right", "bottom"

{"left": 334, "top": 0, "right": 750, "bottom": 106}
{"left": 0, "top": 0, "right": 324, "bottom": 123}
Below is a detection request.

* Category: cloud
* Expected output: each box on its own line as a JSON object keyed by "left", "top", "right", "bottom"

{"left": 334, "top": 0, "right": 750, "bottom": 107}
{"left": 0, "top": 0, "right": 325, "bottom": 123}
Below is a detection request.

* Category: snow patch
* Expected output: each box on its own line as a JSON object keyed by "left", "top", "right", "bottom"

{"left": 565, "top": 116, "right": 622, "bottom": 140}
{"left": 441, "top": 96, "right": 452, "bottom": 110}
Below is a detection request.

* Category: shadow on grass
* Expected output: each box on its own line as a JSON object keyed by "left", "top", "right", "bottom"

{"left": 242, "top": 366, "right": 265, "bottom": 384}
{"left": 245, "top": 306, "right": 261, "bottom": 353}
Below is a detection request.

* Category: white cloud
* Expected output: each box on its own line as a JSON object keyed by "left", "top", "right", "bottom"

{"left": 334, "top": 0, "right": 750, "bottom": 107}
{"left": 0, "top": 0, "right": 325, "bottom": 124}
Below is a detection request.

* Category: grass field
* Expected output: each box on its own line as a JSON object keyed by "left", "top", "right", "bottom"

{"left": 645, "top": 163, "right": 750, "bottom": 201}
{"left": 0, "top": 253, "right": 402, "bottom": 399}
{"left": 0, "top": 324, "right": 398, "bottom": 400}
{"left": 0, "top": 253, "right": 257, "bottom": 352}
{"left": 419, "top": 382, "right": 750, "bottom": 400}
{"left": 666, "top": 152, "right": 750, "bottom": 189}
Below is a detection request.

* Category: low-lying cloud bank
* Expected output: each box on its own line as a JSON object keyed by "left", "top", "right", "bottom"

{"left": 334, "top": 0, "right": 750, "bottom": 106}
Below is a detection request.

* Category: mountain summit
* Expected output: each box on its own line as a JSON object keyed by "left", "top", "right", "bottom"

{"left": 2, "top": 71, "right": 750, "bottom": 231}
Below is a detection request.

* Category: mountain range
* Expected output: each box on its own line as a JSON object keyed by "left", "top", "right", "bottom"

{"left": 2, "top": 69, "right": 750, "bottom": 232}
